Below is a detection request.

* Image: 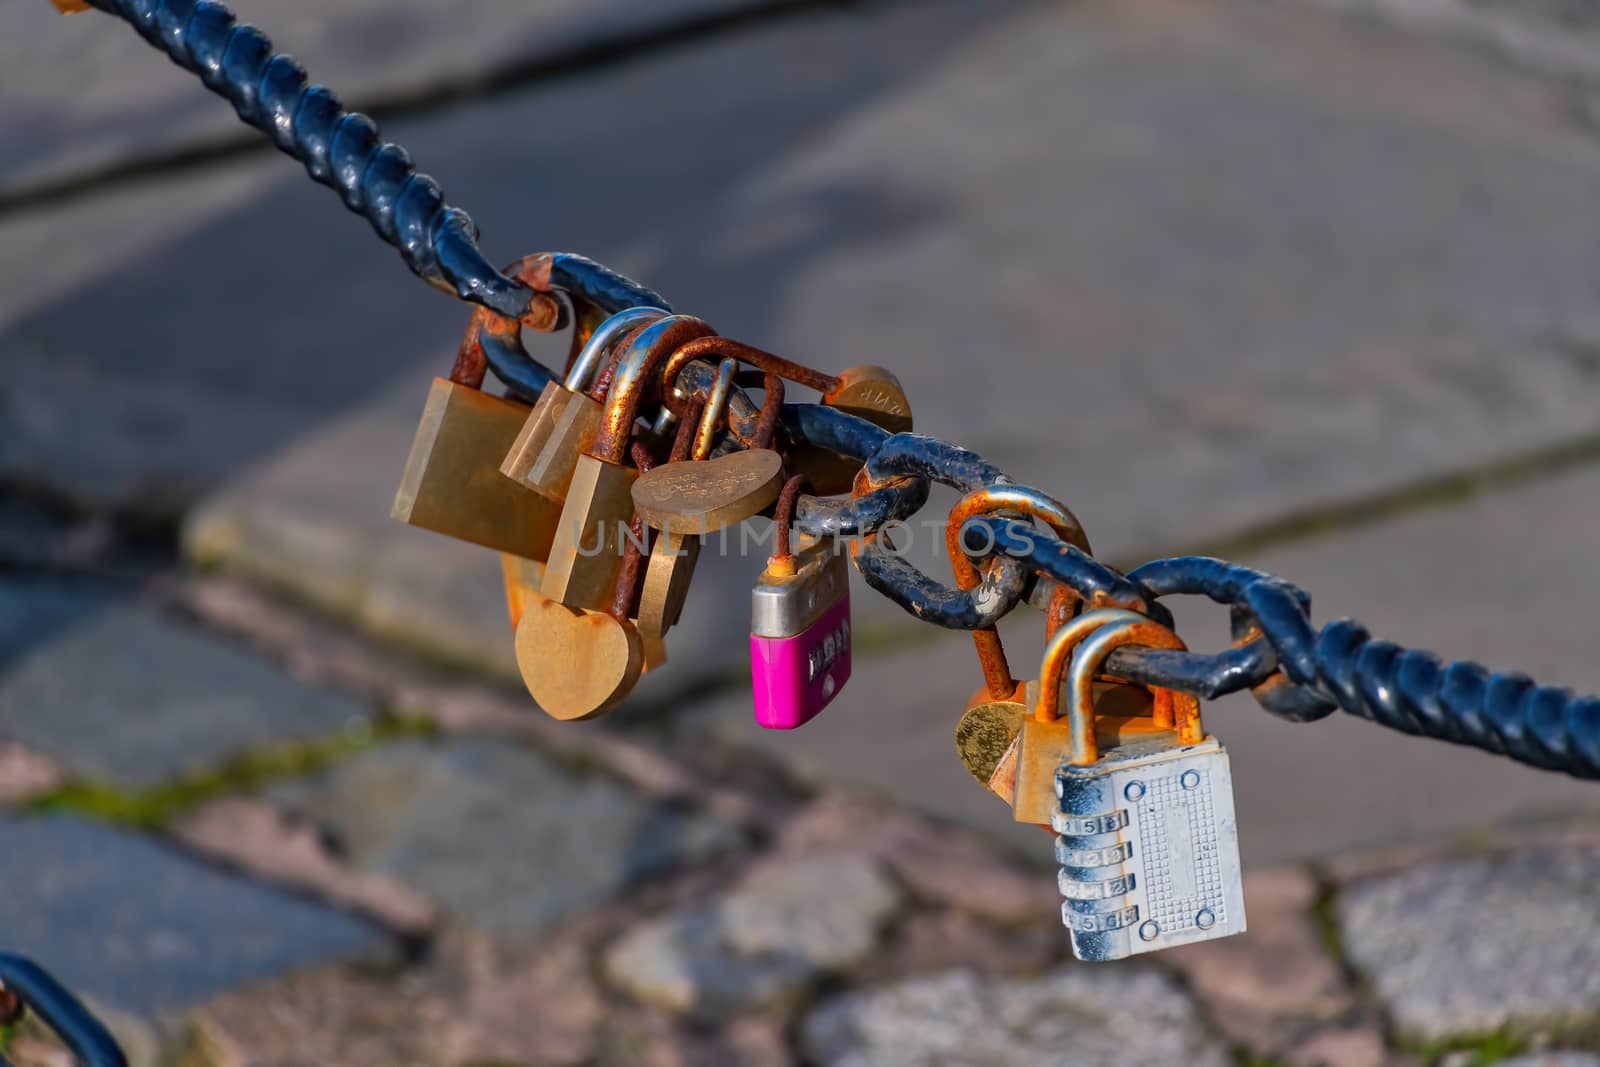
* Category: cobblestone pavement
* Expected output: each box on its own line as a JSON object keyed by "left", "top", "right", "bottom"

{"left": 4, "top": 0, "right": 1600, "bottom": 1065}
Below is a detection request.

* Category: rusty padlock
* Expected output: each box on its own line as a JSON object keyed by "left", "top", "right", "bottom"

{"left": 1012, "top": 608, "right": 1191, "bottom": 825}
{"left": 658, "top": 342, "right": 911, "bottom": 497}
{"left": 960, "top": 599, "right": 1153, "bottom": 815}
{"left": 632, "top": 361, "right": 785, "bottom": 653}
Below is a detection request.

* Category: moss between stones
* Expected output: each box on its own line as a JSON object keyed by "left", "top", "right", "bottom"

{"left": 22, "top": 712, "right": 437, "bottom": 830}
{"left": 1308, "top": 884, "right": 1345, "bottom": 962}
{"left": 1408, "top": 1030, "right": 1529, "bottom": 1065}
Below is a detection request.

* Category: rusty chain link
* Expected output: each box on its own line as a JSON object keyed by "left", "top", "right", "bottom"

{"left": 66, "top": 0, "right": 1600, "bottom": 781}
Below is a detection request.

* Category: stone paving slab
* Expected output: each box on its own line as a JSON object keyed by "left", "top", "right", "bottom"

{"left": 110, "top": 0, "right": 1600, "bottom": 690}
{"left": 602, "top": 852, "right": 903, "bottom": 1019}
{"left": 801, "top": 967, "right": 1234, "bottom": 1067}
{"left": 0, "top": 588, "right": 372, "bottom": 789}
{"left": 694, "top": 460, "right": 1600, "bottom": 867}
{"left": 262, "top": 736, "right": 742, "bottom": 937}
{"left": 0, "top": 579, "right": 101, "bottom": 671}
{"left": 1338, "top": 847, "right": 1600, "bottom": 1042}
{"left": 171, "top": 796, "right": 440, "bottom": 935}
{"left": 178, "top": 931, "right": 604, "bottom": 1067}
{"left": 0, "top": 0, "right": 794, "bottom": 196}
{"left": 0, "top": 815, "right": 389, "bottom": 1018}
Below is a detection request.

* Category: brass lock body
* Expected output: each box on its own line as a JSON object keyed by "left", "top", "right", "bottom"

{"left": 392, "top": 378, "right": 561, "bottom": 560}
{"left": 514, "top": 596, "right": 645, "bottom": 721}
{"left": 541, "top": 454, "right": 640, "bottom": 611}
{"left": 541, "top": 315, "right": 715, "bottom": 610}
{"left": 502, "top": 307, "right": 666, "bottom": 502}
{"left": 965, "top": 679, "right": 1153, "bottom": 815}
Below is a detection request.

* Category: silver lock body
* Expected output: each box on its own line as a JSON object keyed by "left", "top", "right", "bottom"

{"left": 750, "top": 541, "right": 850, "bottom": 639}
{"left": 1054, "top": 733, "right": 1245, "bottom": 961}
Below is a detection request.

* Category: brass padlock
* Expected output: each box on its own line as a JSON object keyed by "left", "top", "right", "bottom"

{"left": 514, "top": 455, "right": 655, "bottom": 721}
{"left": 968, "top": 676, "right": 1154, "bottom": 818}
{"left": 827, "top": 365, "right": 913, "bottom": 432}
{"left": 788, "top": 365, "right": 914, "bottom": 495}
{"left": 391, "top": 378, "right": 561, "bottom": 560}
{"left": 502, "top": 306, "right": 666, "bottom": 501}
{"left": 541, "top": 315, "right": 715, "bottom": 610}
{"left": 514, "top": 595, "right": 645, "bottom": 721}
{"left": 500, "top": 552, "right": 547, "bottom": 631}
{"left": 956, "top": 678, "right": 1029, "bottom": 803}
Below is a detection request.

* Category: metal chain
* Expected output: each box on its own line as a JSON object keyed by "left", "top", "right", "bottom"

{"left": 71, "top": 0, "right": 1600, "bottom": 781}
{"left": 0, "top": 954, "right": 126, "bottom": 1067}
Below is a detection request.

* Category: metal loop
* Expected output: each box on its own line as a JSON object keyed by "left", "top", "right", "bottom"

{"left": 947, "top": 485, "right": 1092, "bottom": 698}
{"left": 452, "top": 253, "right": 668, "bottom": 402}
{"left": 976, "top": 519, "right": 1170, "bottom": 625}
{"left": 0, "top": 954, "right": 126, "bottom": 1067}
{"left": 1123, "top": 556, "right": 1335, "bottom": 722}
{"left": 1059, "top": 612, "right": 1203, "bottom": 764}
{"left": 565, "top": 307, "right": 668, "bottom": 391}
{"left": 847, "top": 436, "right": 1030, "bottom": 630}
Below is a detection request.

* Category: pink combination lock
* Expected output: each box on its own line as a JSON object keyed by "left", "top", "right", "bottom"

{"left": 749, "top": 539, "right": 851, "bottom": 729}
{"left": 749, "top": 506, "right": 852, "bottom": 730}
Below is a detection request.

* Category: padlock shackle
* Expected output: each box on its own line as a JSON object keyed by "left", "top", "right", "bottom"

{"left": 1035, "top": 608, "right": 1148, "bottom": 723}
{"left": 660, "top": 336, "right": 840, "bottom": 404}
{"left": 590, "top": 316, "right": 717, "bottom": 465}
{"left": 565, "top": 307, "right": 669, "bottom": 391}
{"left": 749, "top": 372, "right": 786, "bottom": 452}
{"left": 694, "top": 358, "right": 741, "bottom": 462}
{"left": 608, "top": 440, "right": 660, "bottom": 623}
{"left": 1059, "top": 613, "right": 1205, "bottom": 765}
{"left": 946, "top": 486, "right": 1093, "bottom": 700}
{"left": 770, "top": 474, "right": 814, "bottom": 574}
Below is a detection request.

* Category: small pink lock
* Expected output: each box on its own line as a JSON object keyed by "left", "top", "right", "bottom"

{"left": 749, "top": 539, "right": 852, "bottom": 730}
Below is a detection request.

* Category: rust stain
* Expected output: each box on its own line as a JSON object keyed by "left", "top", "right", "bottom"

{"left": 945, "top": 486, "right": 1093, "bottom": 699}
{"left": 661, "top": 336, "right": 839, "bottom": 399}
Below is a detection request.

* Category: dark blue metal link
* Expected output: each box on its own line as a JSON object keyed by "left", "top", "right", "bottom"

{"left": 548, "top": 254, "right": 671, "bottom": 318}
{"left": 847, "top": 437, "right": 1029, "bottom": 630}
{"left": 780, "top": 405, "right": 889, "bottom": 465}
{"left": 466, "top": 252, "right": 667, "bottom": 402}
{"left": 986, "top": 520, "right": 1170, "bottom": 624}
{"left": 0, "top": 954, "right": 125, "bottom": 1067}
{"left": 1100, "top": 558, "right": 1600, "bottom": 778}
